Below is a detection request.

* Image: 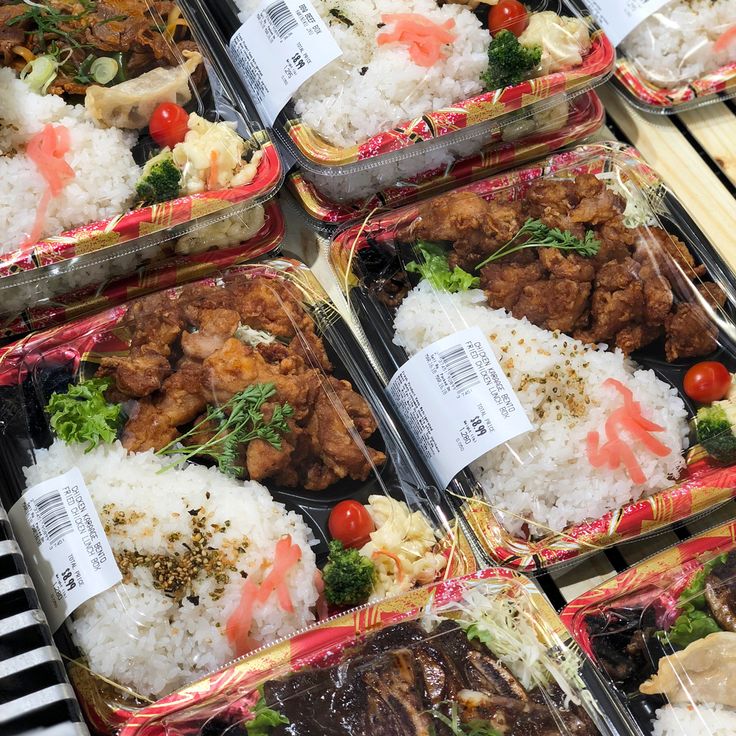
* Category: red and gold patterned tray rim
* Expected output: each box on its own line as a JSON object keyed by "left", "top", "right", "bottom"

{"left": 281, "top": 27, "right": 614, "bottom": 167}
{"left": 118, "top": 568, "right": 572, "bottom": 736}
{"left": 0, "top": 200, "right": 285, "bottom": 340}
{"left": 560, "top": 518, "right": 736, "bottom": 660}
{"left": 328, "top": 141, "right": 736, "bottom": 573}
{"left": 0, "top": 140, "right": 282, "bottom": 278}
{"left": 287, "top": 91, "right": 605, "bottom": 224}
{"left": 614, "top": 54, "right": 736, "bottom": 111}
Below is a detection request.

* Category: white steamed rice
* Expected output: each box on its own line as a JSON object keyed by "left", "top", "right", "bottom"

{"left": 621, "top": 0, "right": 736, "bottom": 86}
{"left": 0, "top": 67, "right": 140, "bottom": 253}
{"left": 236, "top": 0, "right": 489, "bottom": 147}
{"left": 24, "top": 440, "right": 319, "bottom": 699}
{"left": 393, "top": 281, "right": 689, "bottom": 535}
{"left": 652, "top": 703, "right": 736, "bottom": 736}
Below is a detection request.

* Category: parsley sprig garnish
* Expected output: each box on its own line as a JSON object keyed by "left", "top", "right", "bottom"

{"left": 156, "top": 383, "right": 293, "bottom": 476}
{"left": 475, "top": 218, "right": 601, "bottom": 270}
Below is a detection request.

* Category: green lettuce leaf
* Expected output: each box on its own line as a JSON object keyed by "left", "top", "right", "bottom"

{"left": 46, "top": 378, "right": 122, "bottom": 452}
{"left": 406, "top": 241, "right": 480, "bottom": 293}
{"left": 246, "top": 693, "right": 289, "bottom": 736}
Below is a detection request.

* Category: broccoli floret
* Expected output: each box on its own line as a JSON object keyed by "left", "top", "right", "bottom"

{"left": 481, "top": 30, "right": 542, "bottom": 91}
{"left": 135, "top": 149, "right": 181, "bottom": 206}
{"left": 696, "top": 403, "right": 736, "bottom": 464}
{"left": 322, "top": 540, "right": 375, "bottom": 607}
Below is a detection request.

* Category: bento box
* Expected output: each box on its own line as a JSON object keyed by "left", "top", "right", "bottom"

{"left": 119, "top": 568, "right": 635, "bottom": 736}
{"left": 0, "top": 0, "right": 282, "bottom": 319}
{"left": 288, "top": 90, "right": 604, "bottom": 228}
{"left": 562, "top": 518, "right": 736, "bottom": 736}
{"left": 203, "top": 0, "right": 615, "bottom": 200}
{"left": 329, "top": 141, "right": 736, "bottom": 573}
{"left": 0, "top": 201, "right": 283, "bottom": 339}
{"left": 573, "top": 0, "right": 736, "bottom": 112}
{"left": 0, "top": 258, "right": 478, "bottom": 733}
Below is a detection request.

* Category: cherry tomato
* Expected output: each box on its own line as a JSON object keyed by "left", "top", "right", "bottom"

{"left": 148, "top": 102, "right": 189, "bottom": 149}
{"left": 328, "top": 500, "right": 375, "bottom": 548}
{"left": 488, "top": 0, "right": 529, "bottom": 37}
{"left": 683, "top": 361, "right": 732, "bottom": 403}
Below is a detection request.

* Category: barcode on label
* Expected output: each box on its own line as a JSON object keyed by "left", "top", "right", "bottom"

{"left": 264, "top": 0, "right": 297, "bottom": 38}
{"left": 36, "top": 491, "right": 72, "bottom": 545}
{"left": 438, "top": 344, "right": 479, "bottom": 393}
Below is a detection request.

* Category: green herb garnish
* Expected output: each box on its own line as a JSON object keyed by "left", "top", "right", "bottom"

{"left": 246, "top": 690, "right": 289, "bottom": 736}
{"left": 426, "top": 701, "right": 501, "bottom": 736}
{"left": 7, "top": 2, "right": 94, "bottom": 55}
{"left": 656, "top": 553, "right": 728, "bottom": 649}
{"left": 155, "top": 383, "right": 293, "bottom": 476}
{"left": 46, "top": 378, "right": 122, "bottom": 452}
{"left": 406, "top": 241, "right": 480, "bottom": 292}
{"left": 475, "top": 218, "right": 601, "bottom": 270}
{"left": 481, "top": 29, "right": 541, "bottom": 91}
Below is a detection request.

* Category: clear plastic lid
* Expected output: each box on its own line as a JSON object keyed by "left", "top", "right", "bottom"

{"left": 578, "top": 0, "right": 736, "bottom": 111}
{"left": 287, "top": 91, "right": 604, "bottom": 225}
{"left": 0, "top": 202, "right": 283, "bottom": 339}
{"left": 0, "top": 259, "right": 476, "bottom": 732}
{"left": 119, "top": 569, "right": 626, "bottom": 736}
{"left": 563, "top": 518, "right": 736, "bottom": 736}
{"left": 214, "top": 0, "right": 614, "bottom": 169}
{"left": 0, "top": 0, "right": 282, "bottom": 305}
{"left": 328, "top": 141, "right": 736, "bottom": 572}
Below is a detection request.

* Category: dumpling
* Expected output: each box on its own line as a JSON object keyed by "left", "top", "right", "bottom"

{"left": 85, "top": 50, "right": 202, "bottom": 129}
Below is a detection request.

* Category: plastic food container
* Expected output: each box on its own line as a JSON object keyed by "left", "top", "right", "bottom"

{"left": 288, "top": 90, "right": 604, "bottom": 228}
{"left": 0, "top": 201, "right": 283, "bottom": 340}
{"left": 562, "top": 518, "right": 736, "bottom": 736}
{"left": 205, "top": 0, "right": 614, "bottom": 200}
{"left": 574, "top": 0, "right": 736, "bottom": 112}
{"left": 328, "top": 141, "right": 736, "bottom": 573}
{"left": 119, "top": 568, "right": 634, "bottom": 736}
{"left": 0, "top": 0, "right": 282, "bottom": 323}
{"left": 0, "top": 258, "right": 478, "bottom": 733}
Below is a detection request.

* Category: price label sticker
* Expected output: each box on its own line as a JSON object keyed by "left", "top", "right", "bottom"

{"left": 229, "top": 0, "right": 342, "bottom": 126}
{"left": 9, "top": 468, "right": 121, "bottom": 631}
{"left": 387, "top": 326, "right": 532, "bottom": 488}
{"left": 584, "top": 0, "right": 670, "bottom": 46}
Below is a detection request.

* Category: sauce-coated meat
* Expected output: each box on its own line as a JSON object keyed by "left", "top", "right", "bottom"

{"left": 409, "top": 174, "right": 724, "bottom": 361}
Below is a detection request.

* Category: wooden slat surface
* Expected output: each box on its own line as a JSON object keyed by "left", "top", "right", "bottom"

{"left": 678, "top": 102, "right": 736, "bottom": 187}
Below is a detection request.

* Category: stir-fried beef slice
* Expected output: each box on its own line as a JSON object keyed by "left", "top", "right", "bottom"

{"left": 363, "top": 649, "right": 435, "bottom": 736}
{"left": 664, "top": 282, "right": 726, "bottom": 362}
{"left": 263, "top": 663, "right": 369, "bottom": 736}
{"left": 0, "top": 5, "right": 27, "bottom": 66}
{"left": 464, "top": 650, "right": 527, "bottom": 700}
{"left": 704, "top": 552, "right": 736, "bottom": 632}
{"left": 530, "top": 684, "right": 599, "bottom": 736}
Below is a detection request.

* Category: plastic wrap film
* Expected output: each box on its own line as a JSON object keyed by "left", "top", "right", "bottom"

{"left": 328, "top": 141, "right": 736, "bottom": 573}
{"left": 563, "top": 519, "right": 736, "bottom": 736}
{"left": 288, "top": 91, "right": 604, "bottom": 226}
{"left": 118, "top": 568, "right": 636, "bottom": 736}
{"left": 0, "top": 0, "right": 283, "bottom": 320}
{"left": 575, "top": 0, "right": 736, "bottom": 112}
{"left": 0, "top": 201, "right": 283, "bottom": 340}
{"left": 204, "top": 0, "right": 614, "bottom": 199}
{"left": 0, "top": 258, "right": 478, "bottom": 733}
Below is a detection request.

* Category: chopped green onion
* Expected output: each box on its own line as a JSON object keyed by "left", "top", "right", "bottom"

{"left": 90, "top": 57, "right": 119, "bottom": 85}
{"left": 20, "top": 54, "right": 59, "bottom": 95}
